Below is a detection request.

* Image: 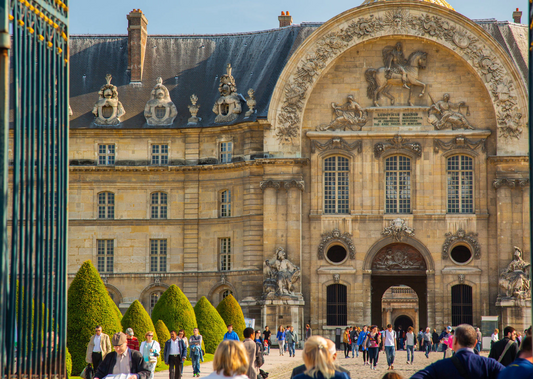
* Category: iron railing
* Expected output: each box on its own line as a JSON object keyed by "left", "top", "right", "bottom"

{"left": 0, "top": 0, "right": 69, "bottom": 378}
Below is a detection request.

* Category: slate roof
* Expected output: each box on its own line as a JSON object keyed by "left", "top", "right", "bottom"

{"left": 68, "top": 18, "right": 527, "bottom": 130}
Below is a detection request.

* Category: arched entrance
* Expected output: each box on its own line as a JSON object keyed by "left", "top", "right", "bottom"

{"left": 394, "top": 315, "right": 414, "bottom": 332}
{"left": 371, "top": 243, "right": 427, "bottom": 328}
{"left": 382, "top": 285, "right": 419, "bottom": 332}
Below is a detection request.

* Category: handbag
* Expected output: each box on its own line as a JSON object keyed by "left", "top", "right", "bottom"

{"left": 81, "top": 364, "right": 94, "bottom": 379}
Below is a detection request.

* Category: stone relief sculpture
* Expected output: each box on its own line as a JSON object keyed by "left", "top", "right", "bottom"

{"left": 428, "top": 93, "right": 474, "bottom": 130}
{"left": 263, "top": 247, "right": 301, "bottom": 298}
{"left": 442, "top": 229, "right": 481, "bottom": 260}
{"left": 499, "top": 246, "right": 531, "bottom": 299}
{"left": 311, "top": 138, "right": 362, "bottom": 154}
{"left": 213, "top": 64, "right": 242, "bottom": 123}
{"left": 245, "top": 89, "right": 256, "bottom": 118}
{"left": 497, "top": 109, "right": 523, "bottom": 139}
{"left": 92, "top": 74, "right": 125, "bottom": 126}
{"left": 493, "top": 178, "right": 530, "bottom": 189}
{"left": 374, "top": 135, "right": 422, "bottom": 158}
{"left": 188, "top": 94, "right": 200, "bottom": 124}
{"left": 365, "top": 43, "right": 428, "bottom": 107}
{"left": 316, "top": 95, "right": 367, "bottom": 131}
{"left": 144, "top": 77, "right": 178, "bottom": 126}
{"left": 373, "top": 248, "right": 426, "bottom": 271}
{"left": 433, "top": 136, "right": 486, "bottom": 153}
{"left": 317, "top": 228, "right": 356, "bottom": 260}
{"left": 382, "top": 218, "right": 415, "bottom": 242}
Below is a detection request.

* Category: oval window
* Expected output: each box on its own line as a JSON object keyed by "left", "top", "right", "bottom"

{"left": 450, "top": 245, "right": 472, "bottom": 264}
{"left": 326, "top": 245, "right": 348, "bottom": 264}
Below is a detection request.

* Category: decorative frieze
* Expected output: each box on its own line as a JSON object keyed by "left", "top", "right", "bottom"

{"left": 381, "top": 218, "right": 415, "bottom": 242}
{"left": 316, "top": 95, "right": 367, "bottom": 131}
{"left": 374, "top": 135, "right": 422, "bottom": 158}
{"left": 318, "top": 228, "right": 356, "bottom": 260}
{"left": 493, "top": 178, "right": 530, "bottom": 189}
{"left": 311, "top": 138, "right": 362, "bottom": 154}
{"left": 442, "top": 229, "right": 481, "bottom": 260}
{"left": 260, "top": 179, "right": 305, "bottom": 192}
{"left": 433, "top": 135, "right": 486, "bottom": 153}
{"left": 372, "top": 246, "right": 426, "bottom": 271}
{"left": 428, "top": 93, "right": 474, "bottom": 130}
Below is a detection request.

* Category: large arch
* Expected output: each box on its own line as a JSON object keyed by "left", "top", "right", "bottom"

{"left": 266, "top": 1, "right": 527, "bottom": 154}
{"left": 364, "top": 236, "right": 435, "bottom": 272}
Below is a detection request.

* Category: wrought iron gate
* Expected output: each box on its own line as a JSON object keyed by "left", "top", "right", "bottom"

{"left": 0, "top": 0, "right": 69, "bottom": 378}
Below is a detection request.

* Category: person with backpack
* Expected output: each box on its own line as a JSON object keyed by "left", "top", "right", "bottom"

{"left": 489, "top": 326, "right": 519, "bottom": 366}
{"left": 350, "top": 327, "right": 358, "bottom": 358}
{"left": 189, "top": 328, "right": 203, "bottom": 378}
{"left": 244, "top": 327, "right": 263, "bottom": 379}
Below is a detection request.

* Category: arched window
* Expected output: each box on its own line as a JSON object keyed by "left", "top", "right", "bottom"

{"left": 150, "top": 291, "right": 163, "bottom": 315}
{"left": 151, "top": 192, "right": 168, "bottom": 219}
{"left": 385, "top": 156, "right": 411, "bottom": 214}
{"left": 221, "top": 289, "right": 233, "bottom": 300}
{"left": 98, "top": 192, "right": 114, "bottom": 219}
{"left": 326, "top": 284, "right": 347, "bottom": 326}
{"left": 220, "top": 190, "right": 231, "bottom": 217}
{"left": 451, "top": 284, "right": 473, "bottom": 326}
{"left": 324, "top": 156, "right": 349, "bottom": 214}
{"left": 447, "top": 155, "right": 473, "bottom": 214}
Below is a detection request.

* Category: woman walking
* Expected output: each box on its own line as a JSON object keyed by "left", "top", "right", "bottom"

{"left": 364, "top": 326, "right": 381, "bottom": 370}
{"left": 277, "top": 326, "right": 286, "bottom": 356}
{"left": 140, "top": 331, "right": 160, "bottom": 379}
{"left": 431, "top": 329, "right": 439, "bottom": 352}
{"left": 203, "top": 340, "right": 249, "bottom": 379}
{"left": 292, "top": 336, "right": 349, "bottom": 379}
{"left": 178, "top": 329, "right": 189, "bottom": 374}
{"left": 356, "top": 325, "right": 368, "bottom": 362}
{"left": 343, "top": 328, "right": 351, "bottom": 358}
{"left": 491, "top": 328, "right": 499, "bottom": 349}
{"left": 405, "top": 326, "right": 414, "bottom": 365}
{"left": 189, "top": 328, "right": 204, "bottom": 377}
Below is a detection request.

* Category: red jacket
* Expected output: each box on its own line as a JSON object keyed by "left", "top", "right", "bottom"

{"left": 127, "top": 336, "right": 140, "bottom": 351}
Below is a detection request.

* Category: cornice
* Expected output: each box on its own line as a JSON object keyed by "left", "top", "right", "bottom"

{"left": 488, "top": 155, "right": 529, "bottom": 164}
{"left": 67, "top": 268, "right": 262, "bottom": 278}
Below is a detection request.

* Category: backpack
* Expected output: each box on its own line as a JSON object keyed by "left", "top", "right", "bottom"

{"left": 255, "top": 342, "right": 264, "bottom": 367}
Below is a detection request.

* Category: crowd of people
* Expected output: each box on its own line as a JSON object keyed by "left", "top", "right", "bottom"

{"left": 84, "top": 322, "right": 533, "bottom": 379}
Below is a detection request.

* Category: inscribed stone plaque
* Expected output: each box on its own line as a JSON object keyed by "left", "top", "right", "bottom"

{"left": 369, "top": 107, "right": 428, "bottom": 127}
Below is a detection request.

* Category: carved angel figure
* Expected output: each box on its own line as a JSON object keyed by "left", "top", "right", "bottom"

{"left": 264, "top": 247, "right": 301, "bottom": 295}
{"left": 428, "top": 93, "right": 474, "bottom": 130}
{"left": 317, "top": 95, "right": 367, "bottom": 131}
{"left": 92, "top": 74, "right": 125, "bottom": 126}
{"left": 144, "top": 77, "right": 178, "bottom": 126}
{"left": 499, "top": 246, "right": 531, "bottom": 299}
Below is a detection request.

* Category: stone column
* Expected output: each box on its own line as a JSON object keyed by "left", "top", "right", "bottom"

{"left": 363, "top": 271, "right": 372, "bottom": 325}
{"left": 262, "top": 182, "right": 278, "bottom": 259}
{"left": 496, "top": 185, "right": 513, "bottom": 275}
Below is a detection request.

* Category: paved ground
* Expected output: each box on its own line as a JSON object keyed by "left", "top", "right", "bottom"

{"left": 154, "top": 347, "right": 490, "bottom": 379}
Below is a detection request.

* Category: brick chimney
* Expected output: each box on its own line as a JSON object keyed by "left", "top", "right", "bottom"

{"left": 127, "top": 9, "right": 148, "bottom": 83}
{"left": 512, "top": 8, "right": 522, "bottom": 23}
{"left": 278, "top": 11, "right": 293, "bottom": 28}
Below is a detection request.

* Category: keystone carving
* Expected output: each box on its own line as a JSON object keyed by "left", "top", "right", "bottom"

{"left": 499, "top": 246, "right": 531, "bottom": 299}
{"left": 493, "top": 178, "right": 530, "bottom": 189}
{"left": 92, "top": 74, "right": 125, "bottom": 126}
{"left": 428, "top": 93, "right": 474, "bottom": 130}
{"left": 144, "top": 77, "right": 178, "bottom": 126}
{"left": 318, "top": 228, "right": 356, "bottom": 260}
{"left": 333, "top": 274, "right": 340, "bottom": 283}
{"left": 442, "top": 229, "right": 481, "bottom": 260}
{"left": 245, "top": 89, "right": 256, "bottom": 118}
{"left": 374, "top": 135, "right": 422, "bottom": 158}
{"left": 433, "top": 136, "right": 486, "bottom": 153}
{"left": 316, "top": 95, "right": 367, "bottom": 131}
{"left": 382, "top": 218, "right": 415, "bottom": 242}
{"left": 458, "top": 274, "right": 465, "bottom": 284}
{"left": 213, "top": 64, "right": 242, "bottom": 123}
{"left": 311, "top": 138, "right": 362, "bottom": 154}
{"left": 188, "top": 94, "right": 200, "bottom": 124}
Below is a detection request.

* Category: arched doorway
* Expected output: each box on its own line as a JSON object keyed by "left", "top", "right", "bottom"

{"left": 394, "top": 315, "right": 414, "bottom": 332}
{"left": 382, "top": 285, "right": 418, "bottom": 332}
{"left": 371, "top": 243, "right": 427, "bottom": 329}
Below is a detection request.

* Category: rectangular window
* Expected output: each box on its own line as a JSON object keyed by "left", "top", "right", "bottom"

{"left": 447, "top": 156, "right": 473, "bottom": 214}
{"left": 219, "top": 238, "right": 231, "bottom": 271}
{"left": 97, "top": 239, "right": 114, "bottom": 273}
{"left": 385, "top": 156, "right": 411, "bottom": 214}
{"left": 151, "top": 144, "right": 169, "bottom": 165}
{"left": 220, "top": 142, "right": 232, "bottom": 164}
{"left": 151, "top": 192, "right": 168, "bottom": 219}
{"left": 150, "top": 239, "right": 167, "bottom": 272}
{"left": 98, "top": 192, "right": 115, "bottom": 219}
{"left": 220, "top": 190, "right": 231, "bottom": 217}
{"left": 98, "top": 144, "right": 115, "bottom": 165}
{"left": 324, "top": 156, "right": 349, "bottom": 214}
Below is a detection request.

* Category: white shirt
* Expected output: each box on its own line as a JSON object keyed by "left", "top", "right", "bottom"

{"left": 93, "top": 334, "right": 102, "bottom": 352}
{"left": 384, "top": 330, "right": 396, "bottom": 347}
{"left": 169, "top": 338, "right": 181, "bottom": 355}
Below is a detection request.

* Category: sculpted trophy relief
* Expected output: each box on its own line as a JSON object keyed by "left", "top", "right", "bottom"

{"left": 144, "top": 77, "right": 178, "bottom": 126}
{"left": 499, "top": 246, "right": 531, "bottom": 299}
{"left": 365, "top": 42, "right": 428, "bottom": 107}
{"left": 263, "top": 247, "right": 301, "bottom": 298}
{"left": 316, "top": 95, "right": 367, "bottom": 131}
{"left": 213, "top": 64, "right": 242, "bottom": 123}
{"left": 92, "top": 74, "right": 125, "bottom": 126}
{"left": 428, "top": 93, "right": 474, "bottom": 130}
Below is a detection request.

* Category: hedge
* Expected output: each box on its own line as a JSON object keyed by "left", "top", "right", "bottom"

{"left": 194, "top": 296, "right": 226, "bottom": 353}
{"left": 66, "top": 347, "right": 72, "bottom": 377}
{"left": 67, "top": 261, "right": 122, "bottom": 375}
{"left": 122, "top": 300, "right": 158, "bottom": 343}
{"left": 216, "top": 294, "right": 245, "bottom": 341}
{"left": 151, "top": 285, "right": 198, "bottom": 340}
{"left": 155, "top": 319, "right": 170, "bottom": 358}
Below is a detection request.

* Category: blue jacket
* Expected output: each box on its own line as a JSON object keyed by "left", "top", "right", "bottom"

{"left": 277, "top": 331, "right": 286, "bottom": 341}
{"left": 164, "top": 338, "right": 187, "bottom": 365}
{"left": 293, "top": 370, "right": 349, "bottom": 379}
{"left": 411, "top": 348, "right": 505, "bottom": 379}
{"left": 498, "top": 358, "right": 533, "bottom": 379}
{"left": 356, "top": 331, "right": 368, "bottom": 347}
{"left": 223, "top": 331, "right": 240, "bottom": 341}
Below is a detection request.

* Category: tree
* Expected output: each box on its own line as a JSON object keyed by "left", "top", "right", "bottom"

{"left": 121, "top": 300, "right": 158, "bottom": 343}
{"left": 66, "top": 347, "right": 72, "bottom": 378}
{"left": 194, "top": 296, "right": 226, "bottom": 354}
{"left": 67, "top": 261, "right": 122, "bottom": 375}
{"left": 151, "top": 285, "right": 198, "bottom": 340}
{"left": 216, "top": 294, "right": 245, "bottom": 341}
{"left": 154, "top": 319, "right": 170, "bottom": 357}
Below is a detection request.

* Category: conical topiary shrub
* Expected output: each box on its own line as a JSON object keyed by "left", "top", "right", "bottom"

{"left": 194, "top": 296, "right": 226, "bottom": 354}
{"left": 151, "top": 285, "right": 198, "bottom": 340}
{"left": 155, "top": 319, "right": 170, "bottom": 360}
{"left": 67, "top": 261, "right": 122, "bottom": 375}
{"left": 216, "top": 294, "right": 245, "bottom": 341}
{"left": 110, "top": 297, "right": 123, "bottom": 321}
{"left": 122, "top": 300, "right": 158, "bottom": 343}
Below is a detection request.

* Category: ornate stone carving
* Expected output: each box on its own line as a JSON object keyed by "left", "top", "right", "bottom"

{"left": 316, "top": 95, "right": 367, "bottom": 131}
{"left": 92, "top": 74, "right": 125, "bottom": 126}
{"left": 382, "top": 218, "right": 415, "bottom": 242}
{"left": 433, "top": 136, "right": 486, "bottom": 153}
{"left": 497, "top": 108, "right": 523, "bottom": 139}
{"left": 374, "top": 135, "right": 422, "bottom": 158}
{"left": 493, "top": 178, "right": 530, "bottom": 189}
{"left": 213, "top": 64, "right": 242, "bottom": 123}
{"left": 499, "top": 246, "right": 531, "bottom": 299}
{"left": 260, "top": 179, "right": 305, "bottom": 192}
{"left": 311, "top": 138, "right": 362, "bottom": 154}
{"left": 263, "top": 247, "right": 301, "bottom": 298}
{"left": 365, "top": 43, "right": 428, "bottom": 107}
{"left": 144, "top": 77, "right": 178, "bottom": 126}
{"left": 333, "top": 274, "right": 340, "bottom": 283}
{"left": 428, "top": 93, "right": 474, "bottom": 130}
{"left": 221, "top": 274, "right": 226, "bottom": 284}
{"left": 442, "top": 229, "right": 481, "bottom": 260}
{"left": 284, "top": 180, "right": 305, "bottom": 191}
{"left": 245, "top": 89, "right": 256, "bottom": 118}
{"left": 187, "top": 94, "right": 200, "bottom": 124}
{"left": 154, "top": 276, "right": 161, "bottom": 285}
{"left": 458, "top": 274, "right": 465, "bottom": 284}
{"left": 275, "top": 8, "right": 524, "bottom": 143}
{"left": 373, "top": 246, "right": 426, "bottom": 271}
{"left": 318, "top": 228, "right": 356, "bottom": 260}
{"left": 101, "top": 275, "right": 108, "bottom": 284}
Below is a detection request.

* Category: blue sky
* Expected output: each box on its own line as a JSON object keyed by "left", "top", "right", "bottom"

{"left": 69, "top": 0, "right": 529, "bottom": 35}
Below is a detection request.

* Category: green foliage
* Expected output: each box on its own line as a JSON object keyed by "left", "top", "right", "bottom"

{"left": 66, "top": 347, "right": 72, "bottom": 378}
{"left": 194, "top": 296, "right": 226, "bottom": 353}
{"left": 110, "top": 297, "right": 123, "bottom": 321}
{"left": 155, "top": 319, "right": 171, "bottom": 356}
{"left": 67, "top": 261, "right": 122, "bottom": 375}
{"left": 151, "top": 285, "right": 198, "bottom": 340}
{"left": 122, "top": 300, "right": 158, "bottom": 343}
{"left": 216, "top": 294, "right": 245, "bottom": 341}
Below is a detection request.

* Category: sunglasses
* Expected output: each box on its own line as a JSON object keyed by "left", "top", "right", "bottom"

{"left": 147, "top": 335, "right": 153, "bottom": 337}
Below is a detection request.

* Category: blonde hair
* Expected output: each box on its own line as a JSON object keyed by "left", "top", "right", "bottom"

{"left": 303, "top": 336, "right": 336, "bottom": 379}
{"left": 212, "top": 340, "right": 249, "bottom": 377}
{"left": 145, "top": 331, "right": 154, "bottom": 338}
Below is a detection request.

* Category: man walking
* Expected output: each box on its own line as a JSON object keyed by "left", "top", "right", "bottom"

{"left": 286, "top": 326, "right": 298, "bottom": 357}
{"left": 489, "top": 326, "right": 519, "bottom": 366}
{"left": 305, "top": 324, "right": 312, "bottom": 341}
{"left": 164, "top": 330, "right": 187, "bottom": 379}
{"left": 223, "top": 325, "right": 240, "bottom": 341}
{"left": 350, "top": 327, "right": 358, "bottom": 358}
{"left": 126, "top": 328, "right": 140, "bottom": 351}
{"left": 85, "top": 325, "right": 112, "bottom": 371}
{"left": 475, "top": 328, "right": 482, "bottom": 352}
{"left": 424, "top": 327, "right": 432, "bottom": 358}
{"left": 383, "top": 324, "right": 396, "bottom": 370}
{"left": 262, "top": 326, "right": 271, "bottom": 355}
{"left": 243, "top": 327, "right": 262, "bottom": 379}
{"left": 498, "top": 336, "right": 533, "bottom": 378}
{"left": 397, "top": 326, "right": 404, "bottom": 351}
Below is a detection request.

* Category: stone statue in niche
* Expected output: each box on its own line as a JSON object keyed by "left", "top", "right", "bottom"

{"left": 316, "top": 95, "right": 367, "bottom": 131}
{"left": 213, "top": 64, "right": 242, "bottom": 123}
{"left": 365, "top": 42, "right": 428, "bottom": 107}
{"left": 499, "top": 246, "right": 531, "bottom": 299}
{"left": 428, "top": 93, "right": 474, "bottom": 130}
{"left": 92, "top": 74, "right": 125, "bottom": 126}
{"left": 188, "top": 94, "right": 200, "bottom": 124}
{"left": 245, "top": 88, "right": 256, "bottom": 118}
{"left": 263, "top": 247, "right": 301, "bottom": 297}
{"left": 144, "top": 77, "right": 178, "bottom": 126}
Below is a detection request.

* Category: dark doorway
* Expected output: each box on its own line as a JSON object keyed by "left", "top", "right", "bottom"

{"left": 394, "top": 315, "right": 414, "bottom": 332}
{"left": 327, "top": 284, "right": 347, "bottom": 326}
{"left": 451, "top": 284, "right": 473, "bottom": 325}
